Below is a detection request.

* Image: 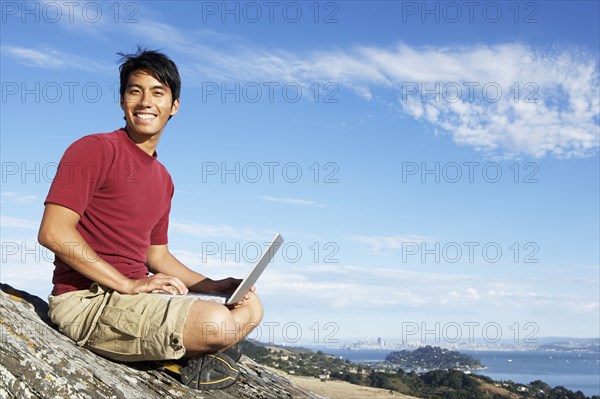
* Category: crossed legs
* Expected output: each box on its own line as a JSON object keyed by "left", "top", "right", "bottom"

{"left": 181, "top": 292, "right": 263, "bottom": 358}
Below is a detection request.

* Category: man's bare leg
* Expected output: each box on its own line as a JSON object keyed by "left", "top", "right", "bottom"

{"left": 182, "top": 292, "right": 263, "bottom": 358}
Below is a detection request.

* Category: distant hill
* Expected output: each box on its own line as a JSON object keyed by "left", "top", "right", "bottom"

{"left": 385, "top": 345, "right": 484, "bottom": 371}
{"left": 239, "top": 341, "right": 599, "bottom": 399}
{"left": 536, "top": 338, "right": 600, "bottom": 353}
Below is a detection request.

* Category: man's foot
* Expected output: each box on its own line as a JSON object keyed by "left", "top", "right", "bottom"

{"left": 222, "top": 344, "right": 242, "bottom": 362}
{"left": 164, "top": 353, "right": 240, "bottom": 390}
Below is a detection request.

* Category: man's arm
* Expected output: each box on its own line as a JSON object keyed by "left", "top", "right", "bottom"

{"left": 146, "top": 244, "right": 245, "bottom": 295}
{"left": 38, "top": 203, "right": 188, "bottom": 295}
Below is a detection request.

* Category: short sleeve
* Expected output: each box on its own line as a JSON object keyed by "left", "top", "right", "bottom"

{"left": 150, "top": 184, "right": 173, "bottom": 245}
{"left": 45, "top": 136, "right": 112, "bottom": 216}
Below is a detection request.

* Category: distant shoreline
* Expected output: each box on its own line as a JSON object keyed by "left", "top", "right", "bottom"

{"left": 308, "top": 346, "right": 600, "bottom": 397}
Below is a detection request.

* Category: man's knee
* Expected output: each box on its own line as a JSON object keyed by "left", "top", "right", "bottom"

{"left": 202, "top": 309, "right": 239, "bottom": 349}
{"left": 184, "top": 302, "right": 237, "bottom": 352}
{"left": 183, "top": 295, "right": 264, "bottom": 353}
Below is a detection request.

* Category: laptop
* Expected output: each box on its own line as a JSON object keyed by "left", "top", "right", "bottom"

{"left": 155, "top": 233, "right": 284, "bottom": 305}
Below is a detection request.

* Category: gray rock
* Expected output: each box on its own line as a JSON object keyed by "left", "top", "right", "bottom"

{"left": 0, "top": 283, "right": 325, "bottom": 399}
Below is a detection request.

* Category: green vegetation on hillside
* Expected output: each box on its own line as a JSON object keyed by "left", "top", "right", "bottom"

{"left": 385, "top": 345, "right": 484, "bottom": 371}
{"left": 239, "top": 340, "right": 599, "bottom": 399}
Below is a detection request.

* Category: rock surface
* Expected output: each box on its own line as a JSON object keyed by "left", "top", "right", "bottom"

{"left": 0, "top": 283, "right": 324, "bottom": 399}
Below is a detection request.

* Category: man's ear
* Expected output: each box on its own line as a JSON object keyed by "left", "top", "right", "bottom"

{"left": 170, "top": 98, "right": 180, "bottom": 117}
{"left": 119, "top": 96, "right": 127, "bottom": 120}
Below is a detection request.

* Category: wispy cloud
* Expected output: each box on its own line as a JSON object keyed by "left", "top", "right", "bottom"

{"left": 258, "top": 195, "right": 325, "bottom": 207}
{"left": 260, "top": 267, "right": 430, "bottom": 309}
{"left": 217, "top": 42, "right": 598, "bottom": 159}
{"left": 10, "top": 15, "right": 597, "bottom": 158}
{"left": 169, "top": 219, "right": 268, "bottom": 240}
{"left": 346, "top": 234, "right": 431, "bottom": 253}
{"left": 1, "top": 192, "right": 40, "bottom": 204}
{"left": 0, "top": 215, "right": 39, "bottom": 230}
{"left": 1, "top": 261, "right": 54, "bottom": 298}
{"left": 170, "top": 249, "right": 243, "bottom": 268}
{"left": 126, "top": 20, "right": 597, "bottom": 159}
{"left": 259, "top": 263, "right": 599, "bottom": 317}
{"left": 440, "top": 287, "right": 481, "bottom": 304}
{"left": 1, "top": 46, "right": 111, "bottom": 72}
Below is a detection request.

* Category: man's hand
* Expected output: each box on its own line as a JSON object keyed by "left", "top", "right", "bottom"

{"left": 124, "top": 273, "right": 188, "bottom": 295}
{"left": 215, "top": 278, "right": 256, "bottom": 308}
{"left": 196, "top": 277, "right": 256, "bottom": 308}
{"left": 209, "top": 277, "right": 242, "bottom": 294}
{"left": 230, "top": 284, "right": 257, "bottom": 308}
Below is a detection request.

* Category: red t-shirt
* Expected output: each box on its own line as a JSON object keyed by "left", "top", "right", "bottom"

{"left": 45, "top": 129, "right": 174, "bottom": 295}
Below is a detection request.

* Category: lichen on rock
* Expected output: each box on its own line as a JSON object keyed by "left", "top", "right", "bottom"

{"left": 0, "top": 283, "right": 323, "bottom": 399}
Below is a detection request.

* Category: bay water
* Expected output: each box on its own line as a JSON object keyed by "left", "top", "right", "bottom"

{"left": 317, "top": 348, "right": 600, "bottom": 397}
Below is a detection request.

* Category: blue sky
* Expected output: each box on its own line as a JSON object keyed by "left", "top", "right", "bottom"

{"left": 1, "top": 1, "right": 599, "bottom": 345}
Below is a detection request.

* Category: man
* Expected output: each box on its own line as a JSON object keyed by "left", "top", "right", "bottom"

{"left": 38, "top": 48, "right": 262, "bottom": 390}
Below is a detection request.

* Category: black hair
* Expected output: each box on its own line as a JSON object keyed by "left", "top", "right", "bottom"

{"left": 117, "top": 46, "right": 181, "bottom": 104}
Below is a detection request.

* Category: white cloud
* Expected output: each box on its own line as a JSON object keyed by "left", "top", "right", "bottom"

{"left": 1, "top": 46, "right": 110, "bottom": 72}
{"left": 0, "top": 235, "right": 54, "bottom": 299}
{"left": 1, "top": 192, "right": 40, "bottom": 204}
{"left": 440, "top": 287, "right": 481, "bottom": 304}
{"left": 257, "top": 196, "right": 325, "bottom": 207}
{"left": 169, "top": 219, "right": 270, "bottom": 240}
{"left": 1, "top": 261, "right": 54, "bottom": 299}
{"left": 260, "top": 268, "right": 430, "bottom": 309}
{"left": 310, "top": 44, "right": 599, "bottom": 159}
{"left": 2, "top": 46, "right": 66, "bottom": 69}
{"left": 157, "top": 35, "right": 597, "bottom": 158}
{"left": 128, "top": 24, "right": 597, "bottom": 158}
{"left": 257, "top": 262, "right": 600, "bottom": 324}
{"left": 170, "top": 249, "right": 242, "bottom": 268}
{"left": 345, "top": 234, "right": 431, "bottom": 253}
{"left": 0, "top": 215, "right": 39, "bottom": 230}
{"left": 258, "top": 263, "right": 473, "bottom": 310}
{"left": 9, "top": 16, "right": 597, "bottom": 158}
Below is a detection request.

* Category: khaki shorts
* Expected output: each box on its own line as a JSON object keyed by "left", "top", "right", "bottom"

{"left": 48, "top": 284, "right": 195, "bottom": 362}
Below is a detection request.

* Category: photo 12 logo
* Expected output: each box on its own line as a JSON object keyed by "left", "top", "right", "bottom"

{"left": 247, "top": 321, "right": 340, "bottom": 344}
{"left": 1, "top": 81, "right": 112, "bottom": 104}
{"left": 1, "top": 81, "right": 340, "bottom": 104}
{"left": 400, "top": 321, "right": 539, "bottom": 344}
{"left": 2, "top": 241, "right": 55, "bottom": 264}
{"left": 201, "top": 81, "right": 339, "bottom": 104}
{"left": 400, "top": 81, "right": 539, "bottom": 104}
{"left": 1, "top": 161, "right": 139, "bottom": 184}
{"left": 1, "top": 240, "right": 144, "bottom": 264}
{"left": 1, "top": 1, "right": 139, "bottom": 24}
{"left": 199, "top": 1, "right": 340, "bottom": 23}
{"left": 201, "top": 161, "right": 340, "bottom": 184}
{"left": 401, "top": 162, "right": 540, "bottom": 184}
{"left": 1, "top": 81, "right": 128, "bottom": 104}
{"left": 400, "top": 241, "right": 539, "bottom": 264}
{"left": 400, "top": 1, "right": 540, "bottom": 24}
{"left": 201, "top": 241, "right": 340, "bottom": 264}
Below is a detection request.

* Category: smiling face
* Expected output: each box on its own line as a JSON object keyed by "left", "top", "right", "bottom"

{"left": 120, "top": 70, "right": 179, "bottom": 141}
